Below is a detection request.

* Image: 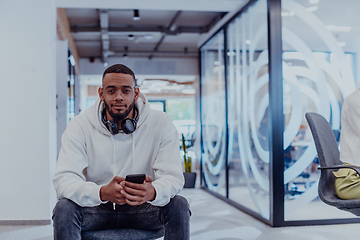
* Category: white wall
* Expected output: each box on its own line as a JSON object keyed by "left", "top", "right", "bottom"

{"left": 0, "top": 0, "right": 57, "bottom": 222}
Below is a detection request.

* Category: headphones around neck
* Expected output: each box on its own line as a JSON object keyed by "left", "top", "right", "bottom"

{"left": 102, "top": 107, "right": 139, "bottom": 135}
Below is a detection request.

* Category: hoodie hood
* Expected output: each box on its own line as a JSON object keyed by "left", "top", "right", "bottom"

{"left": 84, "top": 92, "right": 150, "bottom": 135}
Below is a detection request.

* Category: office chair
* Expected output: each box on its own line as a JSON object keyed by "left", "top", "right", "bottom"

{"left": 305, "top": 112, "right": 360, "bottom": 216}
{"left": 81, "top": 228, "right": 164, "bottom": 240}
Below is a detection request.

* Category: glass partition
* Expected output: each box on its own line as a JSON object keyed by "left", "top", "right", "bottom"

{"left": 282, "top": 0, "right": 357, "bottom": 221}
{"left": 200, "top": 0, "right": 360, "bottom": 226}
{"left": 226, "top": 0, "right": 269, "bottom": 219}
{"left": 200, "top": 30, "right": 227, "bottom": 197}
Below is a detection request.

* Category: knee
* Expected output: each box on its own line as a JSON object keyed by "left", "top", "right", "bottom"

{"left": 54, "top": 198, "right": 79, "bottom": 212}
{"left": 171, "top": 195, "right": 189, "bottom": 208}
{"left": 168, "top": 195, "right": 191, "bottom": 216}
{"left": 52, "top": 198, "right": 80, "bottom": 221}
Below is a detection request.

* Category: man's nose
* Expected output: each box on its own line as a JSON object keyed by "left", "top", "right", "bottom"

{"left": 114, "top": 91, "right": 124, "bottom": 100}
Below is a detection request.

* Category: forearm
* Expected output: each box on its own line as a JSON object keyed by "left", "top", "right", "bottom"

{"left": 54, "top": 174, "right": 104, "bottom": 207}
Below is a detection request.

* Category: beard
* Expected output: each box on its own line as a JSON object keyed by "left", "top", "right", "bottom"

{"left": 104, "top": 100, "right": 135, "bottom": 122}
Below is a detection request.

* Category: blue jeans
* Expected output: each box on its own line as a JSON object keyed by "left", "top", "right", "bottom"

{"left": 52, "top": 195, "right": 190, "bottom": 240}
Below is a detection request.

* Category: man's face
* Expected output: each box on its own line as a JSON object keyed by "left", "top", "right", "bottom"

{"left": 98, "top": 73, "right": 140, "bottom": 122}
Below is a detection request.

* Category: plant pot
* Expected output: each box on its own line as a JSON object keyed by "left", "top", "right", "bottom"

{"left": 183, "top": 172, "right": 197, "bottom": 188}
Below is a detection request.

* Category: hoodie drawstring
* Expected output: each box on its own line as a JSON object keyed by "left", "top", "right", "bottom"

{"left": 132, "top": 134, "right": 135, "bottom": 174}
{"left": 110, "top": 135, "right": 116, "bottom": 210}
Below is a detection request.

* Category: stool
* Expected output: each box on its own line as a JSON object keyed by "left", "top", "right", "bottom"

{"left": 82, "top": 227, "right": 165, "bottom": 240}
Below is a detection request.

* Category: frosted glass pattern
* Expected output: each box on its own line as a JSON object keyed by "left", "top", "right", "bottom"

{"left": 226, "top": 0, "right": 269, "bottom": 219}
{"left": 200, "top": 30, "right": 227, "bottom": 197}
{"left": 282, "top": 0, "right": 356, "bottom": 220}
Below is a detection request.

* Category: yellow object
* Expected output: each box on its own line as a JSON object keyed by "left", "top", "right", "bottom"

{"left": 333, "top": 163, "right": 360, "bottom": 199}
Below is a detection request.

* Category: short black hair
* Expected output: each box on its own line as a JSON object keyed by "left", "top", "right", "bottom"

{"left": 102, "top": 64, "right": 136, "bottom": 85}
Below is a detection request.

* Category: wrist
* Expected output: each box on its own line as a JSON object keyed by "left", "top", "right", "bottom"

{"left": 151, "top": 186, "right": 156, "bottom": 201}
{"left": 100, "top": 186, "right": 107, "bottom": 201}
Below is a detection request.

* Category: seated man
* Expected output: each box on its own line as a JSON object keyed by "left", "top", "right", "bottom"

{"left": 334, "top": 88, "right": 360, "bottom": 199}
{"left": 52, "top": 64, "right": 191, "bottom": 239}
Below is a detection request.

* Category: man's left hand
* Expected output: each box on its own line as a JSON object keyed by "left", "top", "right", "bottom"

{"left": 121, "top": 175, "right": 156, "bottom": 206}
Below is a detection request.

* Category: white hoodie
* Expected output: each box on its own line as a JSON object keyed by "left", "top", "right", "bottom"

{"left": 53, "top": 93, "right": 184, "bottom": 207}
{"left": 340, "top": 88, "right": 360, "bottom": 166}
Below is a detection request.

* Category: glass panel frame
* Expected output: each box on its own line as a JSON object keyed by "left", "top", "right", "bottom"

{"left": 199, "top": 0, "right": 360, "bottom": 227}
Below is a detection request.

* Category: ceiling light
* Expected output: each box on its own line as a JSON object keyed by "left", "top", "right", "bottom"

{"left": 307, "top": 6, "right": 318, "bottom": 12}
{"left": 246, "top": 40, "right": 251, "bottom": 44}
{"left": 326, "top": 25, "right": 352, "bottom": 32}
{"left": 227, "top": 51, "right": 235, "bottom": 56}
{"left": 338, "top": 42, "right": 346, "bottom": 47}
{"left": 214, "top": 61, "right": 220, "bottom": 66}
{"left": 128, "top": 34, "right": 135, "bottom": 40}
{"left": 145, "top": 34, "right": 153, "bottom": 40}
{"left": 309, "top": 0, "right": 319, "bottom": 3}
{"left": 133, "top": 9, "right": 140, "bottom": 21}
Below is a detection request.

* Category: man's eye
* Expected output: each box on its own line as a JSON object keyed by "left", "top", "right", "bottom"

{"left": 107, "top": 90, "right": 115, "bottom": 94}
{"left": 123, "top": 89, "right": 131, "bottom": 94}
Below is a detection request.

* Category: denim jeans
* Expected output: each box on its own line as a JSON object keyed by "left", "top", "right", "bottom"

{"left": 52, "top": 195, "right": 190, "bottom": 240}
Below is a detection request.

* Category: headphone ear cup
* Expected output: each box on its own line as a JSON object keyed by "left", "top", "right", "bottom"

{"left": 121, "top": 118, "right": 137, "bottom": 134}
{"left": 106, "top": 119, "right": 119, "bottom": 135}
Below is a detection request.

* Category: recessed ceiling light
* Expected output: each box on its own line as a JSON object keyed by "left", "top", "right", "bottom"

{"left": 338, "top": 42, "right": 346, "bottom": 47}
{"left": 309, "top": 0, "right": 319, "bottom": 3}
{"left": 246, "top": 40, "right": 251, "bottom": 45}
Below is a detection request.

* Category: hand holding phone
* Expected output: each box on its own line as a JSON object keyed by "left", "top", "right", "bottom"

{"left": 122, "top": 174, "right": 156, "bottom": 206}
{"left": 125, "top": 173, "right": 146, "bottom": 184}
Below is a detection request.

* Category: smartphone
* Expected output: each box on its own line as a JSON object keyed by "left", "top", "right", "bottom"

{"left": 125, "top": 173, "right": 146, "bottom": 184}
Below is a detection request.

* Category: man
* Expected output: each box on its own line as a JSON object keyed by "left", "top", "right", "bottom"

{"left": 52, "top": 64, "right": 190, "bottom": 239}
{"left": 334, "top": 88, "right": 360, "bottom": 199}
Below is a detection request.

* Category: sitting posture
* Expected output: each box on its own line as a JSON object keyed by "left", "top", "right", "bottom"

{"left": 334, "top": 88, "right": 360, "bottom": 199}
{"left": 52, "top": 64, "right": 190, "bottom": 239}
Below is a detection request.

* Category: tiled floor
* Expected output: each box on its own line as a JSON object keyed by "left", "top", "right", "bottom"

{"left": 1, "top": 188, "right": 360, "bottom": 240}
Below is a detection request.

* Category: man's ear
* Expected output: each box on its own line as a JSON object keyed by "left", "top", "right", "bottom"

{"left": 98, "top": 87, "right": 105, "bottom": 101}
{"left": 134, "top": 87, "right": 140, "bottom": 101}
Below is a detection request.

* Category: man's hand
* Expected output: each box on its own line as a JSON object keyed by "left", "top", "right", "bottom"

{"left": 121, "top": 175, "right": 156, "bottom": 206}
{"left": 100, "top": 176, "right": 126, "bottom": 205}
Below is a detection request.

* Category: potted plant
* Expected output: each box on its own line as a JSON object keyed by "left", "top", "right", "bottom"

{"left": 182, "top": 134, "right": 197, "bottom": 188}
